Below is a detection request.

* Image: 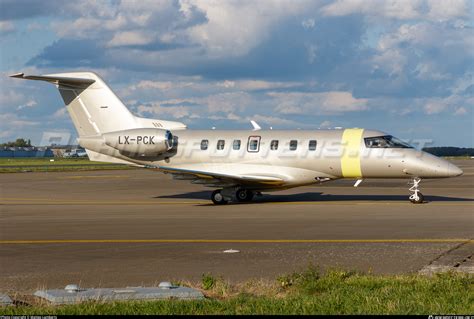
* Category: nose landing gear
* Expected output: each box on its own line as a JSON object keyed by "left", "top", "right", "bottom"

{"left": 409, "top": 178, "right": 424, "bottom": 204}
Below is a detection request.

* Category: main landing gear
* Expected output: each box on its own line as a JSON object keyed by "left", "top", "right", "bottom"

{"left": 409, "top": 177, "right": 424, "bottom": 204}
{"left": 235, "top": 188, "right": 254, "bottom": 202}
{"left": 211, "top": 189, "right": 228, "bottom": 205}
{"left": 211, "top": 188, "right": 255, "bottom": 205}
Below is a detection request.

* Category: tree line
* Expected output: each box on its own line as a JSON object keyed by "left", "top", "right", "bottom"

{"left": 0, "top": 138, "right": 32, "bottom": 147}
{"left": 422, "top": 147, "right": 474, "bottom": 157}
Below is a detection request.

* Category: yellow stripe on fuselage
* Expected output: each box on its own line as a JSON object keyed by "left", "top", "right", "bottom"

{"left": 341, "top": 128, "right": 364, "bottom": 178}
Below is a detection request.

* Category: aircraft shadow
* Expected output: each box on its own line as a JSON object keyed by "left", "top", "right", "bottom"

{"left": 156, "top": 191, "right": 474, "bottom": 203}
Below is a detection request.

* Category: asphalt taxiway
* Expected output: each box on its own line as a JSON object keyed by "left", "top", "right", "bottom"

{"left": 1, "top": 159, "right": 473, "bottom": 293}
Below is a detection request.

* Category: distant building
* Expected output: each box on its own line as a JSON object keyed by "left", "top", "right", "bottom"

{"left": 0, "top": 146, "right": 54, "bottom": 158}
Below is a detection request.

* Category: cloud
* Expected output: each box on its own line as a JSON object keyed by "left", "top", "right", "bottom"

{"left": 423, "top": 99, "right": 447, "bottom": 114}
{"left": 0, "top": 113, "right": 39, "bottom": 127}
{"left": 0, "top": 89, "right": 23, "bottom": 107}
{"left": 1, "top": 1, "right": 473, "bottom": 146}
{"left": 136, "top": 80, "right": 195, "bottom": 91}
{"left": 426, "top": 0, "right": 470, "bottom": 21}
{"left": 28, "top": 39, "right": 105, "bottom": 67}
{"left": 204, "top": 92, "right": 252, "bottom": 113}
{"left": 422, "top": 94, "right": 474, "bottom": 115}
{"left": 16, "top": 99, "right": 37, "bottom": 111}
{"left": 372, "top": 49, "right": 407, "bottom": 76}
{"left": 0, "top": 0, "right": 62, "bottom": 20}
{"left": 48, "top": 0, "right": 207, "bottom": 49}
{"left": 185, "top": 0, "right": 314, "bottom": 57}
{"left": 245, "top": 114, "right": 301, "bottom": 127}
{"left": 454, "top": 107, "right": 467, "bottom": 116}
{"left": 319, "top": 120, "right": 332, "bottom": 129}
{"left": 137, "top": 103, "right": 195, "bottom": 119}
{"left": 0, "top": 20, "right": 14, "bottom": 34}
{"left": 321, "top": 0, "right": 424, "bottom": 20}
{"left": 301, "top": 18, "right": 315, "bottom": 29}
{"left": 270, "top": 91, "right": 368, "bottom": 115}
{"left": 52, "top": 107, "right": 68, "bottom": 119}
{"left": 107, "top": 31, "right": 155, "bottom": 47}
{"left": 216, "top": 80, "right": 301, "bottom": 91}
{"left": 321, "top": 0, "right": 471, "bottom": 22}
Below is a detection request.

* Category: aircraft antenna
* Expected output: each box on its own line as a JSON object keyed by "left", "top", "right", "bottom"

{"left": 250, "top": 120, "right": 261, "bottom": 131}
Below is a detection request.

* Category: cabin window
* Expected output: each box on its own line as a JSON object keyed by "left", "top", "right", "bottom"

{"left": 270, "top": 140, "right": 279, "bottom": 150}
{"left": 289, "top": 140, "right": 298, "bottom": 151}
{"left": 308, "top": 140, "right": 317, "bottom": 151}
{"left": 233, "top": 139, "right": 241, "bottom": 150}
{"left": 200, "top": 139, "right": 209, "bottom": 150}
{"left": 217, "top": 140, "right": 225, "bottom": 150}
{"left": 364, "top": 135, "right": 413, "bottom": 148}
{"left": 247, "top": 136, "right": 261, "bottom": 152}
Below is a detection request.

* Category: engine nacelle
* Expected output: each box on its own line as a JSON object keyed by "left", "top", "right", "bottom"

{"left": 103, "top": 128, "right": 173, "bottom": 157}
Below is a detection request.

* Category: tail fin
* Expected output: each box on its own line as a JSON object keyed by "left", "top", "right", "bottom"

{"left": 10, "top": 72, "right": 186, "bottom": 137}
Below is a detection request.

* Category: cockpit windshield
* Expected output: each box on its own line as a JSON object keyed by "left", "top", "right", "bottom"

{"left": 364, "top": 135, "right": 413, "bottom": 148}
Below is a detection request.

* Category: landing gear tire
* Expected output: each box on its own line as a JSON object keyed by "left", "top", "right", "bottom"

{"left": 211, "top": 190, "right": 228, "bottom": 205}
{"left": 235, "top": 189, "right": 254, "bottom": 202}
{"left": 409, "top": 192, "right": 424, "bottom": 204}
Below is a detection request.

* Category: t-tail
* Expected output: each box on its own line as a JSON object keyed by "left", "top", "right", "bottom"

{"left": 10, "top": 72, "right": 186, "bottom": 163}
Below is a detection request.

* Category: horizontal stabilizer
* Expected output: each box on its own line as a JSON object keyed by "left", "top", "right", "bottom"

{"left": 85, "top": 149, "right": 143, "bottom": 167}
{"left": 10, "top": 73, "right": 95, "bottom": 88}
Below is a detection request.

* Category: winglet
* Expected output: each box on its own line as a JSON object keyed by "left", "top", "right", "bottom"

{"left": 250, "top": 120, "right": 261, "bottom": 131}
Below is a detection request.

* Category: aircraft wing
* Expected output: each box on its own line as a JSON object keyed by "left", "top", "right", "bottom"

{"left": 158, "top": 164, "right": 286, "bottom": 188}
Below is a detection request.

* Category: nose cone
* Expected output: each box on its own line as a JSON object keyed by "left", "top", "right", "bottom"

{"left": 409, "top": 152, "right": 464, "bottom": 178}
{"left": 448, "top": 163, "right": 463, "bottom": 177}
{"left": 425, "top": 157, "right": 463, "bottom": 178}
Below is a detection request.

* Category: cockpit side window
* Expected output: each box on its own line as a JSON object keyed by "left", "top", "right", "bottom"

{"left": 364, "top": 135, "right": 412, "bottom": 148}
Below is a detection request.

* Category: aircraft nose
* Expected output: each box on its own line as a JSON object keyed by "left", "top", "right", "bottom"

{"left": 410, "top": 151, "right": 464, "bottom": 178}
{"left": 448, "top": 163, "right": 463, "bottom": 177}
{"left": 432, "top": 160, "right": 463, "bottom": 177}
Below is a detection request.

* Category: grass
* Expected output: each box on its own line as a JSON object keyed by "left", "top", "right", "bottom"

{"left": 3, "top": 268, "right": 473, "bottom": 315}
{"left": 0, "top": 157, "right": 134, "bottom": 172}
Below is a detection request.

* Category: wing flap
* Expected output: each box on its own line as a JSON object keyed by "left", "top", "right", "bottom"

{"left": 159, "top": 165, "right": 285, "bottom": 186}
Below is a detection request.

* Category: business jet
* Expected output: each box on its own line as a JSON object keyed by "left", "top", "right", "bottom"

{"left": 11, "top": 72, "right": 463, "bottom": 204}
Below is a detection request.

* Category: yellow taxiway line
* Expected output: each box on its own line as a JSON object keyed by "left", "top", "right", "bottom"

{"left": 0, "top": 239, "right": 471, "bottom": 245}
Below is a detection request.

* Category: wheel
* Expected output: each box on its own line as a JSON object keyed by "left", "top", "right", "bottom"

{"left": 211, "top": 190, "right": 228, "bottom": 205}
{"left": 235, "top": 189, "right": 254, "bottom": 202}
{"left": 409, "top": 192, "right": 424, "bottom": 204}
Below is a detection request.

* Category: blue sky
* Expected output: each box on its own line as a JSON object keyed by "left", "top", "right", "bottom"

{"left": 0, "top": 0, "right": 473, "bottom": 147}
